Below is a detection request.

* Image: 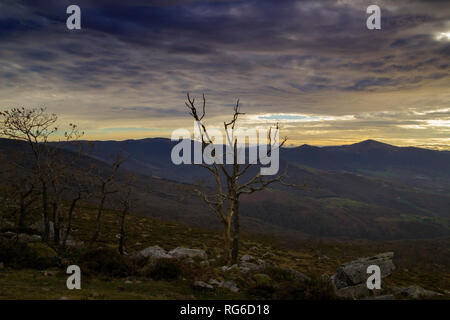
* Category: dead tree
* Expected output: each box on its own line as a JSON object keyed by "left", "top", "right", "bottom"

{"left": 0, "top": 152, "right": 37, "bottom": 231}
{"left": 46, "top": 124, "right": 85, "bottom": 246}
{"left": 116, "top": 173, "right": 136, "bottom": 255}
{"left": 91, "top": 154, "right": 125, "bottom": 243}
{"left": 184, "top": 93, "right": 292, "bottom": 265}
{"left": 0, "top": 108, "right": 57, "bottom": 241}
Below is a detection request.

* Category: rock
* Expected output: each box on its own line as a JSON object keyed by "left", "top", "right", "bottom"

{"left": 333, "top": 252, "right": 395, "bottom": 289}
{"left": 31, "top": 221, "right": 56, "bottom": 239}
{"left": 262, "top": 252, "right": 274, "bottom": 259}
{"left": 240, "top": 254, "right": 256, "bottom": 263}
{"left": 333, "top": 282, "right": 375, "bottom": 299}
{"left": 65, "top": 240, "right": 84, "bottom": 248}
{"left": 59, "top": 296, "right": 69, "bottom": 300}
{"left": 42, "top": 270, "right": 58, "bottom": 277}
{"left": 169, "top": 247, "right": 208, "bottom": 260}
{"left": 320, "top": 274, "right": 330, "bottom": 282}
{"left": 253, "top": 274, "right": 272, "bottom": 287}
{"left": 361, "top": 294, "right": 395, "bottom": 300}
{"left": 286, "top": 269, "right": 310, "bottom": 282}
{"left": 18, "top": 233, "right": 42, "bottom": 243}
{"left": 199, "top": 260, "right": 209, "bottom": 267}
{"left": 138, "top": 245, "right": 172, "bottom": 259}
{"left": 124, "top": 280, "right": 133, "bottom": 284}
{"left": 0, "top": 220, "right": 14, "bottom": 228}
{"left": 240, "top": 261, "right": 263, "bottom": 273}
{"left": 3, "top": 231, "right": 16, "bottom": 239}
{"left": 392, "top": 286, "right": 442, "bottom": 299}
{"left": 0, "top": 262, "right": 4, "bottom": 269}
{"left": 220, "top": 280, "right": 239, "bottom": 293}
{"left": 209, "top": 279, "right": 223, "bottom": 286}
{"left": 221, "top": 264, "right": 238, "bottom": 272}
{"left": 249, "top": 246, "right": 259, "bottom": 251}
{"left": 193, "top": 281, "right": 214, "bottom": 290}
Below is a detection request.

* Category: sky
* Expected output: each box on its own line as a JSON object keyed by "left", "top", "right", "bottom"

{"left": 0, "top": 0, "right": 449, "bottom": 149}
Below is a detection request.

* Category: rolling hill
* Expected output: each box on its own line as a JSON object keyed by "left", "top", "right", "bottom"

{"left": 3, "top": 138, "right": 450, "bottom": 241}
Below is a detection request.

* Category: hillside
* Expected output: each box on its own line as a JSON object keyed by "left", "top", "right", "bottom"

{"left": 46, "top": 138, "right": 450, "bottom": 240}
{"left": 1, "top": 208, "right": 449, "bottom": 299}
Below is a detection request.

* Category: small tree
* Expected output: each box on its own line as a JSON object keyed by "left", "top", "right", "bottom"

{"left": 0, "top": 151, "right": 36, "bottom": 232}
{"left": 184, "top": 93, "right": 292, "bottom": 265}
{"left": 0, "top": 108, "right": 57, "bottom": 241}
{"left": 116, "top": 173, "right": 136, "bottom": 255}
{"left": 91, "top": 154, "right": 125, "bottom": 243}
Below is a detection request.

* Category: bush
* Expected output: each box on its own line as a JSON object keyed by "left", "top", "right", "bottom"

{"left": 0, "top": 237, "right": 59, "bottom": 269}
{"left": 78, "top": 247, "right": 130, "bottom": 277}
{"left": 141, "top": 258, "right": 183, "bottom": 281}
{"left": 273, "top": 277, "right": 338, "bottom": 300}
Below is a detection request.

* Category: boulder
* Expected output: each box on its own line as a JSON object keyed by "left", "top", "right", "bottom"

{"left": 193, "top": 281, "right": 214, "bottom": 290}
{"left": 2, "top": 231, "right": 16, "bottom": 239}
{"left": 240, "top": 261, "right": 264, "bottom": 273}
{"left": 285, "top": 269, "right": 311, "bottom": 282}
{"left": 262, "top": 252, "right": 274, "bottom": 259}
{"left": 169, "top": 247, "right": 207, "bottom": 260}
{"left": 31, "top": 221, "right": 57, "bottom": 239}
{"left": 18, "top": 234, "right": 42, "bottom": 243}
{"left": 361, "top": 294, "right": 396, "bottom": 300}
{"left": 392, "top": 286, "right": 442, "bottom": 299}
{"left": 332, "top": 282, "right": 376, "bottom": 299}
{"left": 241, "top": 254, "right": 256, "bottom": 263}
{"left": 220, "top": 280, "right": 239, "bottom": 293}
{"left": 221, "top": 264, "right": 238, "bottom": 272}
{"left": 138, "top": 245, "right": 172, "bottom": 259}
{"left": 333, "top": 252, "right": 395, "bottom": 289}
{"left": 65, "top": 240, "right": 85, "bottom": 248}
{"left": 208, "top": 278, "right": 223, "bottom": 286}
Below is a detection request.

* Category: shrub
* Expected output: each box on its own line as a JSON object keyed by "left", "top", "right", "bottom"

{"left": 0, "top": 237, "right": 58, "bottom": 269}
{"left": 273, "top": 277, "right": 338, "bottom": 300}
{"left": 141, "top": 258, "right": 183, "bottom": 281}
{"left": 78, "top": 247, "right": 130, "bottom": 277}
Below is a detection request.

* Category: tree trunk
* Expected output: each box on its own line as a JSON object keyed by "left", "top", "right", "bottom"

{"left": 92, "top": 194, "right": 106, "bottom": 242}
{"left": 62, "top": 196, "right": 80, "bottom": 249}
{"left": 118, "top": 208, "right": 128, "bottom": 255}
{"left": 18, "top": 195, "right": 26, "bottom": 230}
{"left": 231, "top": 197, "right": 240, "bottom": 265}
{"left": 223, "top": 219, "right": 232, "bottom": 264}
{"left": 41, "top": 180, "right": 50, "bottom": 242}
{"left": 52, "top": 202, "right": 60, "bottom": 246}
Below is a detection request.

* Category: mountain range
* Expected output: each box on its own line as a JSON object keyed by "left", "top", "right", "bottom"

{"left": 3, "top": 138, "right": 450, "bottom": 241}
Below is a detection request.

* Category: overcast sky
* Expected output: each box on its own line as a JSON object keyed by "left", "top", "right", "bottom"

{"left": 1, "top": 0, "right": 449, "bottom": 148}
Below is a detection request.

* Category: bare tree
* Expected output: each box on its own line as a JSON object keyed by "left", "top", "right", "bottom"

{"left": 0, "top": 151, "right": 37, "bottom": 232}
{"left": 91, "top": 154, "right": 125, "bottom": 243}
{"left": 0, "top": 108, "right": 58, "bottom": 241}
{"left": 184, "top": 93, "right": 292, "bottom": 265}
{"left": 46, "top": 124, "right": 85, "bottom": 246}
{"left": 115, "top": 173, "right": 136, "bottom": 255}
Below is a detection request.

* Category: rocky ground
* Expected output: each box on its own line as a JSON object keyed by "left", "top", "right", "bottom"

{"left": 1, "top": 209, "right": 449, "bottom": 300}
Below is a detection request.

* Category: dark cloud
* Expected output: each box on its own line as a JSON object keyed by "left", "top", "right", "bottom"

{"left": 0, "top": 0, "right": 449, "bottom": 146}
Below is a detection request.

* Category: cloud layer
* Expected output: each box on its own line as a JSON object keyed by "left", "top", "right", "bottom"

{"left": 0, "top": 0, "right": 449, "bottom": 148}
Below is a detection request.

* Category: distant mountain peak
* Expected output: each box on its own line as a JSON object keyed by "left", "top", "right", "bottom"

{"left": 349, "top": 139, "right": 395, "bottom": 150}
